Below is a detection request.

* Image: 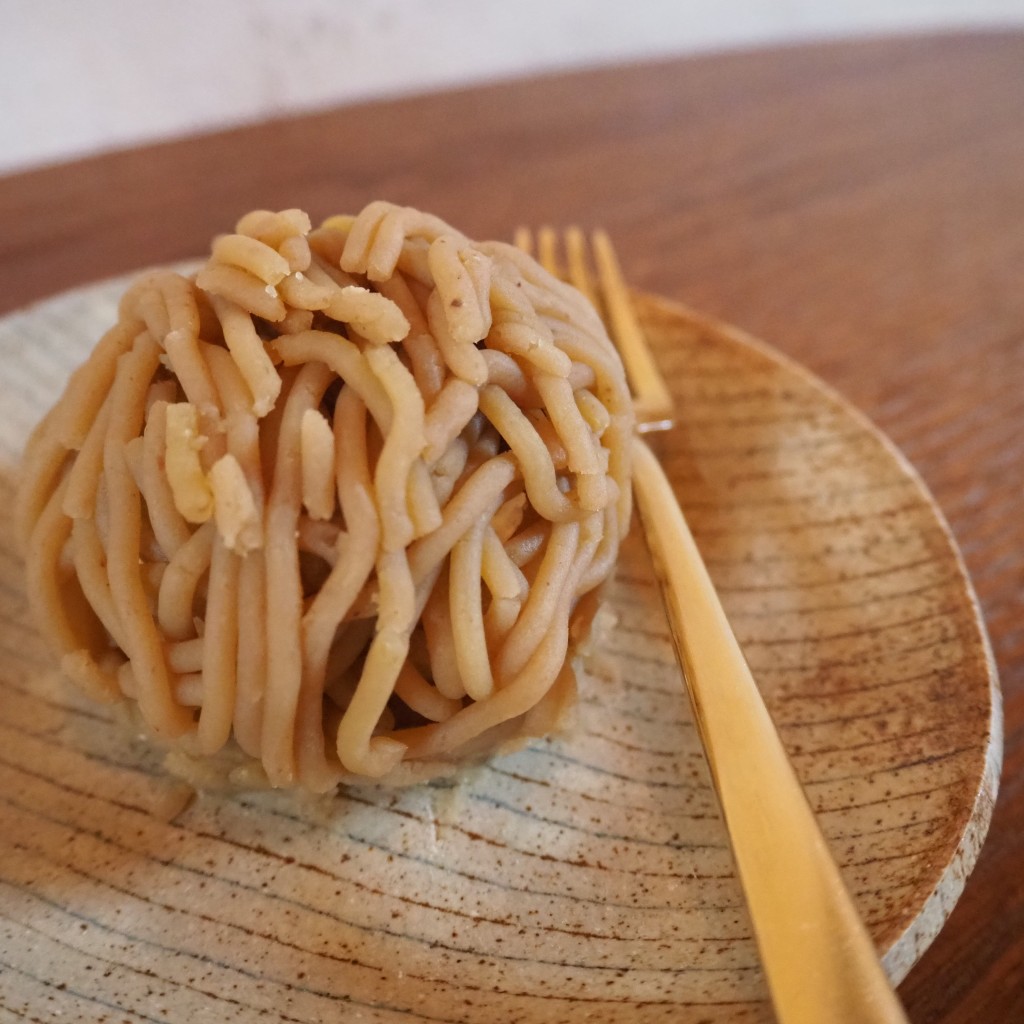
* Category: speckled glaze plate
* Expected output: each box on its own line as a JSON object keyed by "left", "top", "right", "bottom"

{"left": 0, "top": 280, "right": 1001, "bottom": 1023}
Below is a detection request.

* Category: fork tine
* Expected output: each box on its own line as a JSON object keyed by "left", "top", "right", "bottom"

{"left": 517, "top": 224, "right": 597, "bottom": 308}
{"left": 513, "top": 226, "right": 533, "bottom": 255}
{"left": 591, "top": 229, "right": 675, "bottom": 431}
{"left": 536, "top": 226, "right": 560, "bottom": 279}
{"left": 514, "top": 224, "right": 675, "bottom": 430}
{"left": 563, "top": 226, "right": 603, "bottom": 314}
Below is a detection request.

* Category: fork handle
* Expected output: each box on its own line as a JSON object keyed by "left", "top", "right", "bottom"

{"left": 630, "top": 438, "right": 910, "bottom": 1024}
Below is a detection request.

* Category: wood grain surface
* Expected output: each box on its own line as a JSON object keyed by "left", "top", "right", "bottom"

{"left": 0, "top": 30, "right": 1020, "bottom": 1023}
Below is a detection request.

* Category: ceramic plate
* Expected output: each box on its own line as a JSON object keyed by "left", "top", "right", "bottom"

{"left": 0, "top": 280, "right": 1001, "bottom": 1023}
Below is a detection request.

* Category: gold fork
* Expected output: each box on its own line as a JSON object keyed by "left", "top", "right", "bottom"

{"left": 517, "top": 226, "right": 910, "bottom": 1024}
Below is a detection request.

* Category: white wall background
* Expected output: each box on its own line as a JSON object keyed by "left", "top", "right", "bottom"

{"left": 2, "top": 0, "right": 1022, "bottom": 175}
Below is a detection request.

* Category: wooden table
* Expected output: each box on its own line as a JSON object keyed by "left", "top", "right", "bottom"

{"left": 1, "top": 31, "right": 1020, "bottom": 1023}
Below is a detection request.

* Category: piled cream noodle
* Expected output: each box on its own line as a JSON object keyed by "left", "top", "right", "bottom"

{"left": 16, "top": 202, "right": 634, "bottom": 790}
